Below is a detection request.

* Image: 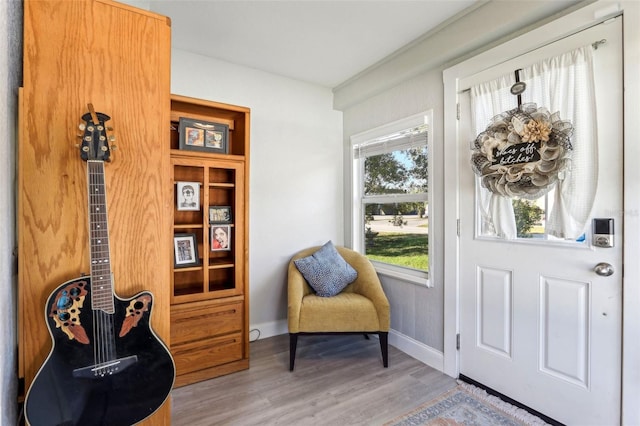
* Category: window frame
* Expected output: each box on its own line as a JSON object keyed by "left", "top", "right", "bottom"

{"left": 350, "top": 110, "right": 433, "bottom": 287}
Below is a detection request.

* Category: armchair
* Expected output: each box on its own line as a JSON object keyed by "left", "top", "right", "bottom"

{"left": 287, "top": 245, "right": 390, "bottom": 371}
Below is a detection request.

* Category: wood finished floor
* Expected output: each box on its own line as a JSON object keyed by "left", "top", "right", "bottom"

{"left": 171, "top": 334, "right": 457, "bottom": 425}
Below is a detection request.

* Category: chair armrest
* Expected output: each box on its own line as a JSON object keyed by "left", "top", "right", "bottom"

{"left": 339, "top": 248, "right": 391, "bottom": 331}
{"left": 352, "top": 267, "right": 390, "bottom": 331}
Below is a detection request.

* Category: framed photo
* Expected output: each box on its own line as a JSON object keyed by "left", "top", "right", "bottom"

{"left": 211, "top": 225, "right": 231, "bottom": 252}
{"left": 178, "top": 117, "right": 229, "bottom": 154}
{"left": 174, "top": 233, "right": 199, "bottom": 267}
{"left": 209, "top": 206, "right": 232, "bottom": 224}
{"left": 176, "top": 181, "right": 200, "bottom": 211}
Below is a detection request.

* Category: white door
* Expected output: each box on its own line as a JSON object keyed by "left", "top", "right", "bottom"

{"left": 458, "top": 18, "right": 622, "bottom": 425}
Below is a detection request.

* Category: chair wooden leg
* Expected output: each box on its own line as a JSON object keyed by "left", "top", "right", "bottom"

{"left": 289, "top": 333, "right": 298, "bottom": 371}
{"left": 379, "top": 332, "right": 389, "bottom": 368}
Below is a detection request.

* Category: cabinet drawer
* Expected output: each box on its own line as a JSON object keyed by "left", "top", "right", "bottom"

{"left": 172, "top": 333, "right": 243, "bottom": 375}
{"left": 171, "top": 300, "right": 243, "bottom": 346}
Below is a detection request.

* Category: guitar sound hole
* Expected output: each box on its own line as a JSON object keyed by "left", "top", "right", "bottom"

{"left": 133, "top": 301, "right": 144, "bottom": 310}
{"left": 58, "top": 312, "right": 70, "bottom": 321}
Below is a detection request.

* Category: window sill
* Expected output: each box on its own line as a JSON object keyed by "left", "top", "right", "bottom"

{"left": 372, "top": 263, "right": 431, "bottom": 288}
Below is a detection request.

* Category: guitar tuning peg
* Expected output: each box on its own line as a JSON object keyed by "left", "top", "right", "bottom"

{"left": 75, "top": 143, "right": 80, "bottom": 148}
{"left": 78, "top": 123, "right": 86, "bottom": 131}
{"left": 111, "top": 145, "right": 118, "bottom": 151}
{"left": 107, "top": 127, "right": 114, "bottom": 132}
{"left": 109, "top": 135, "right": 116, "bottom": 142}
{"left": 76, "top": 134, "right": 83, "bottom": 138}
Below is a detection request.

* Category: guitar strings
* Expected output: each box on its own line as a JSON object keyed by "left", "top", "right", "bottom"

{"left": 88, "top": 161, "right": 117, "bottom": 375}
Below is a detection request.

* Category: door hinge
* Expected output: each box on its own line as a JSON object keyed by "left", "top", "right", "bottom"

{"left": 456, "top": 333, "right": 460, "bottom": 350}
{"left": 457, "top": 219, "right": 460, "bottom": 236}
{"left": 456, "top": 103, "right": 461, "bottom": 120}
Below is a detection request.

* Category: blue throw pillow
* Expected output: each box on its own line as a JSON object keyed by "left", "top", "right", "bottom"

{"left": 293, "top": 241, "right": 358, "bottom": 297}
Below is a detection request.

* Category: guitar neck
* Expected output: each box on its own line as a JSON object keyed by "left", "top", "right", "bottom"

{"left": 87, "top": 160, "right": 115, "bottom": 314}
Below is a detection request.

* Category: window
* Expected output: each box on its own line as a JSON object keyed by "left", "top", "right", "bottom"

{"left": 471, "top": 45, "right": 596, "bottom": 245}
{"left": 351, "top": 111, "right": 431, "bottom": 286}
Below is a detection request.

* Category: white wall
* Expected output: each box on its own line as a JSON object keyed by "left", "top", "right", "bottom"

{"left": 171, "top": 49, "right": 344, "bottom": 337}
{"left": 1, "top": 0, "right": 21, "bottom": 424}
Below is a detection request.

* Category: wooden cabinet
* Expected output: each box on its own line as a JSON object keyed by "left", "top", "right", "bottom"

{"left": 19, "top": 1, "right": 172, "bottom": 424}
{"left": 169, "top": 95, "right": 250, "bottom": 387}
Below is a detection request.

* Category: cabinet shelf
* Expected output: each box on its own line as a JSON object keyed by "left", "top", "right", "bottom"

{"left": 174, "top": 224, "right": 204, "bottom": 230}
{"left": 174, "top": 265, "right": 203, "bottom": 273}
{"left": 209, "top": 261, "right": 234, "bottom": 270}
{"left": 170, "top": 148, "right": 246, "bottom": 162}
{"left": 174, "top": 285, "right": 205, "bottom": 298}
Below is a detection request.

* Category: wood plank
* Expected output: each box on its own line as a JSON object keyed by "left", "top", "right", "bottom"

{"left": 171, "top": 334, "right": 457, "bottom": 425}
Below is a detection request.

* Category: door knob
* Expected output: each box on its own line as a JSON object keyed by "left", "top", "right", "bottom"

{"left": 594, "top": 262, "right": 614, "bottom": 276}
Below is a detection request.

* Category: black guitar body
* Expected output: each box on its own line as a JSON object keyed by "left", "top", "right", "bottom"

{"left": 24, "top": 276, "right": 175, "bottom": 426}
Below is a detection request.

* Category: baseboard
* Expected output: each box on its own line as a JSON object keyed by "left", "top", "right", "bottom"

{"left": 389, "top": 329, "right": 444, "bottom": 372}
{"left": 249, "top": 322, "right": 445, "bottom": 373}
{"left": 250, "top": 319, "right": 288, "bottom": 341}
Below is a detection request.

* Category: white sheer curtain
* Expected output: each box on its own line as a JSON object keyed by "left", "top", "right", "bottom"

{"left": 470, "top": 45, "right": 597, "bottom": 239}
{"left": 471, "top": 76, "right": 518, "bottom": 239}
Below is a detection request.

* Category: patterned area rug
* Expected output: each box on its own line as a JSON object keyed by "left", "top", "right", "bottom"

{"left": 385, "top": 382, "right": 549, "bottom": 426}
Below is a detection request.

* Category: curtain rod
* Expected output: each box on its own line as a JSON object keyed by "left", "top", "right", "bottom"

{"left": 457, "top": 39, "right": 607, "bottom": 95}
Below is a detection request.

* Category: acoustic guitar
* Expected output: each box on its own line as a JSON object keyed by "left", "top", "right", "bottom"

{"left": 24, "top": 107, "right": 175, "bottom": 426}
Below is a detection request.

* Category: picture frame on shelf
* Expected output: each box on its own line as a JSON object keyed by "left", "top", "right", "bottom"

{"left": 178, "top": 117, "right": 229, "bottom": 154}
{"left": 211, "top": 225, "right": 231, "bottom": 252}
{"left": 176, "top": 181, "right": 200, "bottom": 211}
{"left": 174, "top": 233, "right": 199, "bottom": 267}
{"left": 209, "top": 206, "right": 232, "bottom": 224}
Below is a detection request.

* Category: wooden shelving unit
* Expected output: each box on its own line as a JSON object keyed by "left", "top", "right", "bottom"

{"left": 168, "top": 95, "right": 250, "bottom": 387}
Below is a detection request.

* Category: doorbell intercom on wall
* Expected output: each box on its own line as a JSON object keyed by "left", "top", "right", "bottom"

{"left": 593, "top": 218, "right": 614, "bottom": 248}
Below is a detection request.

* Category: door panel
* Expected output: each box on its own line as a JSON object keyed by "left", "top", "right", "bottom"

{"left": 539, "top": 276, "right": 589, "bottom": 386}
{"left": 476, "top": 267, "right": 512, "bottom": 357}
{"left": 458, "top": 18, "right": 622, "bottom": 425}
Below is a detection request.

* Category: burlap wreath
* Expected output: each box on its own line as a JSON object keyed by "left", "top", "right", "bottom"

{"left": 471, "top": 103, "right": 574, "bottom": 199}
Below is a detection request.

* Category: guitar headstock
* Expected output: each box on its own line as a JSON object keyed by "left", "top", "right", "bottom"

{"left": 79, "top": 108, "right": 112, "bottom": 162}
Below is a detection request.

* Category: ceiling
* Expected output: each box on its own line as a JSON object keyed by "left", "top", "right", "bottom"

{"left": 146, "top": 0, "right": 479, "bottom": 88}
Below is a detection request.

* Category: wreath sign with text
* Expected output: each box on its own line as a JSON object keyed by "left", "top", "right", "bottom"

{"left": 471, "top": 102, "right": 574, "bottom": 199}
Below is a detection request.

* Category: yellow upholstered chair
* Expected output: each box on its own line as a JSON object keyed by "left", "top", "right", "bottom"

{"left": 287, "top": 245, "right": 390, "bottom": 371}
